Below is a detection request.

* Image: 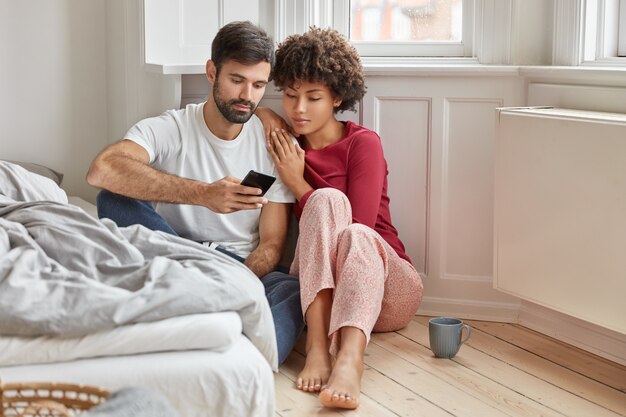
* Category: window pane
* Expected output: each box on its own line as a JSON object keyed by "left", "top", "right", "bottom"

{"left": 350, "top": 0, "right": 463, "bottom": 42}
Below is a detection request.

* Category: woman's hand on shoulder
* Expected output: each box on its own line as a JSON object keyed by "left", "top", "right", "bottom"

{"left": 255, "top": 106, "right": 298, "bottom": 143}
{"left": 267, "top": 128, "right": 311, "bottom": 198}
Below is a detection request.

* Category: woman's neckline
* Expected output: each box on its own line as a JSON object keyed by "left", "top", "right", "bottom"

{"left": 303, "top": 121, "right": 348, "bottom": 151}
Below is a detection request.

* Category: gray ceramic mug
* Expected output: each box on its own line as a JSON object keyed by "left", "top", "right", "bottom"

{"left": 428, "top": 317, "right": 471, "bottom": 359}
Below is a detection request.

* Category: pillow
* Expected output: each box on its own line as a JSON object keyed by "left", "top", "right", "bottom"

{"left": 0, "top": 160, "right": 64, "bottom": 185}
{"left": 0, "top": 161, "right": 68, "bottom": 204}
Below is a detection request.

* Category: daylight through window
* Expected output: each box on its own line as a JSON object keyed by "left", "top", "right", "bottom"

{"left": 350, "top": 0, "right": 462, "bottom": 42}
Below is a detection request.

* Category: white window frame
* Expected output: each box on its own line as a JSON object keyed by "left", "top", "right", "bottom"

{"left": 332, "top": 0, "right": 474, "bottom": 57}
{"left": 274, "top": 0, "right": 476, "bottom": 58}
{"left": 273, "top": 0, "right": 520, "bottom": 64}
{"left": 554, "top": 0, "right": 626, "bottom": 66}
{"left": 617, "top": 0, "right": 626, "bottom": 57}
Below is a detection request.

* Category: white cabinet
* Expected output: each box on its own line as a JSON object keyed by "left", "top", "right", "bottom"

{"left": 144, "top": 0, "right": 261, "bottom": 74}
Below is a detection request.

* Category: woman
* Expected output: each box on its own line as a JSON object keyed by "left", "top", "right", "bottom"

{"left": 267, "top": 27, "right": 424, "bottom": 410}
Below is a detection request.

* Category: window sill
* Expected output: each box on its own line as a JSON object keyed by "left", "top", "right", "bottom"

{"left": 580, "top": 58, "right": 626, "bottom": 68}
{"left": 145, "top": 63, "right": 205, "bottom": 75}
{"left": 361, "top": 57, "right": 519, "bottom": 76}
{"left": 520, "top": 66, "right": 626, "bottom": 86}
{"left": 145, "top": 59, "right": 626, "bottom": 86}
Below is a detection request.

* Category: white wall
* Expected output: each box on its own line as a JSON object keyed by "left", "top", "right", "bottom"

{"left": 0, "top": 0, "right": 180, "bottom": 202}
{"left": 0, "top": 0, "right": 108, "bottom": 201}
{"left": 105, "top": 0, "right": 181, "bottom": 153}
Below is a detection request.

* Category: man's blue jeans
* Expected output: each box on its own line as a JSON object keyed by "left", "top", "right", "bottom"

{"left": 97, "top": 190, "right": 304, "bottom": 365}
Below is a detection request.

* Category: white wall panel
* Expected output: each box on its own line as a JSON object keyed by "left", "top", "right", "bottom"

{"left": 375, "top": 98, "right": 430, "bottom": 275}
{"left": 223, "top": 0, "right": 259, "bottom": 26}
{"left": 181, "top": 0, "right": 219, "bottom": 46}
{"left": 442, "top": 99, "right": 503, "bottom": 281}
{"left": 528, "top": 83, "right": 626, "bottom": 113}
{"left": 144, "top": 0, "right": 259, "bottom": 67}
{"left": 361, "top": 75, "right": 524, "bottom": 322}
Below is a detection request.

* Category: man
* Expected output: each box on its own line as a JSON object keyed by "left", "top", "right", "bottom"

{"left": 87, "top": 21, "right": 302, "bottom": 365}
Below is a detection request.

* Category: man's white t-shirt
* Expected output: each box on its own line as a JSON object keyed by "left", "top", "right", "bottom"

{"left": 125, "top": 102, "right": 294, "bottom": 258}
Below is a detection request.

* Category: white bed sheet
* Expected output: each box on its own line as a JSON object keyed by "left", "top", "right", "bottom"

{"left": 0, "top": 335, "right": 274, "bottom": 417}
{"left": 67, "top": 195, "right": 98, "bottom": 218}
{"left": 0, "top": 312, "right": 242, "bottom": 367}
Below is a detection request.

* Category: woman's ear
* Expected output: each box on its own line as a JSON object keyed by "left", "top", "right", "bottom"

{"left": 206, "top": 60, "right": 217, "bottom": 84}
{"left": 333, "top": 98, "right": 342, "bottom": 108}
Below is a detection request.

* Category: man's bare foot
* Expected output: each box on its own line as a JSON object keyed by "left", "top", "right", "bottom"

{"left": 319, "top": 353, "right": 363, "bottom": 409}
{"left": 296, "top": 348, "right": 332, "bottom": 392}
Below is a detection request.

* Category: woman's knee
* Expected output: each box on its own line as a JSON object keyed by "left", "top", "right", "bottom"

{"left": 301, "top": 188, "right": 352, "bottom": 226}
{"left": 338, "top": 223, "right": 383, "bottom": 252}
{"left": 309, "top": 187, "right": 347, "bottom": 203}
{"left": 305, "top": 188, "right": 350, "bottom": 213}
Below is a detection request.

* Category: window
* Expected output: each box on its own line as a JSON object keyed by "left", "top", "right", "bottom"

{"left": 274, "top": 0, "right": 474, "bottom": 58}
{"left": 580, "top": 0, "right": 626, "bottom": 64}
{"left": 344, "top": 0, "right": 469, "bottom": 57}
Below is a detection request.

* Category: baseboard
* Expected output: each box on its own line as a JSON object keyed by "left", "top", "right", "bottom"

{"left": 518, "top": 301, "right": 626, "bottom": 366}
{"left": 418, "top": 296, "right": 520, "bottom": 323}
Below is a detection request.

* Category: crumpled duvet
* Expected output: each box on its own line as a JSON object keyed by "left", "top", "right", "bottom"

{"left": 0, "top": 161, "right": 278, "bottom": 369}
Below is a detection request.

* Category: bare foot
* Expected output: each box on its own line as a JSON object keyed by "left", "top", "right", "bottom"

{"left": 296, "top": 348, "right": 332, "bottom": 392}
{"left": 319, "top": 353, "right": 363, "bottom": 409}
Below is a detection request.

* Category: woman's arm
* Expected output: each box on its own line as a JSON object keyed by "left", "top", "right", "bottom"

{"left": 345, "top": 133, "right": 387, "bottom": 227}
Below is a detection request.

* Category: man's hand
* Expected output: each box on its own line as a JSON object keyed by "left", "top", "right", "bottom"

{"left": 202, "top": 176, "right": 269, "bottom": 214}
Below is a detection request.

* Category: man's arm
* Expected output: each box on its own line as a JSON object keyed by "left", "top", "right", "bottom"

{"left": 86, "top": 140, "right": 267, "bottom": 214}
{"left": 245, "top": 201, "right": 291, "bottom": 277}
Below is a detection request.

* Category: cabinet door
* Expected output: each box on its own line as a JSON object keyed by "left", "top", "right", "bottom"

{"left": 144, "top": 0, "right": 260, "bottom": 70}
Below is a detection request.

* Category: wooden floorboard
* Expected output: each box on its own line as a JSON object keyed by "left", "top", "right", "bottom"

{"left": 467, "top": 320, "right": 626, "bottom": 392}
{"left": 276, "top": 316, "right": 626, "bottom": 417}
{"left": 278, "top": 350, "right": 399, "bottom": 417}
{"left": 413, "top": 316, "right": 626, "bottom": 415}
{"left": 409, "top": 317, "right": 624, "bottom": 417}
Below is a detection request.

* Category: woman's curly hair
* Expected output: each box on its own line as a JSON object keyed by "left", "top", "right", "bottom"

{"left": 273, "top": 27, "right": 366, "bottom": 113}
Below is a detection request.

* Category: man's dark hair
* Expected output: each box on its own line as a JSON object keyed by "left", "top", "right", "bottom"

{"left": 211, "top": 21, "right": 275, "bottom": 74}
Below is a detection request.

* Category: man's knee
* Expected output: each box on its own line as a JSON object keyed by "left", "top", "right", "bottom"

{"left": 96, "top": 190, "right": 123, "bottom": 219}
{"left": 261, "top": 271, "right": 300, "bottom": 293}
{"left": 261, "top": 272, "right": 301, "bottom": 306}
{"left": 96, "top": 189, "right": 116, "bottom": 208}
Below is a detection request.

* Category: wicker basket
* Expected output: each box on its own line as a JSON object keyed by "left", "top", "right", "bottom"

{"left": 0, "top": 380, "right": 110, "bottom": 417}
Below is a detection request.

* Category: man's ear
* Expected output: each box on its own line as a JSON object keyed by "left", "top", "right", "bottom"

{"left": 206, "top": 60, "right": 217, "bottom": 84}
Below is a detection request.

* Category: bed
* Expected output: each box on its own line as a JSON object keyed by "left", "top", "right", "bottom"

{"left": 0, "top": 161, "right": 276, "bottom": 417}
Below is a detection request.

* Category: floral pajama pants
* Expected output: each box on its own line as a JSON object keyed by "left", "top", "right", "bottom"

{"left": 290, "top": 188, "right": 424, "bottom": 356}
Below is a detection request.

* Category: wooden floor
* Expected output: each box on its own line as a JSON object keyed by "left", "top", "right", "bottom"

{"left": 275, "top": 316, "right": 626, "bottom": 417}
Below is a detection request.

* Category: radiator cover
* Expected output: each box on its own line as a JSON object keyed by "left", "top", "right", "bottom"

{"left": 494, "top": 107, "right": 626, "bottom": 335}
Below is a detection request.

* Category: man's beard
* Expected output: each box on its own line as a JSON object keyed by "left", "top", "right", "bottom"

{"left": 213, "top": 78, "right": 257, "bottom": 124}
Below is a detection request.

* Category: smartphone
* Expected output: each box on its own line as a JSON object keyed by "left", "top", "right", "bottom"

{"left": 240, "top": 170, "right": 276, "bottom": 196}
